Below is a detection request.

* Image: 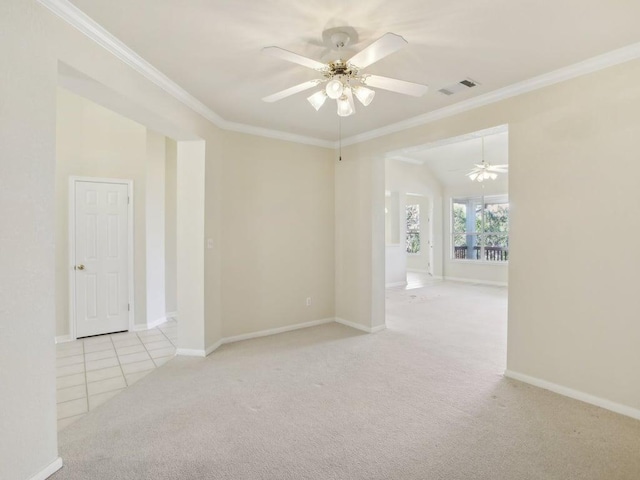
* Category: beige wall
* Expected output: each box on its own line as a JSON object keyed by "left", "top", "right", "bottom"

{"left": 165, "top": 138, "right": 178, "bottom": 314}
{"left": 1, "top": 2, "right": 59, "bottom": 477}
{"left": 145, "top": 131, "right": 167, "bottom": 325}
{"left": 221, "top": 132, "right": 335, "bottom": 337}
{"left": 336, "top": 58, "right": 640, "bottom": 412}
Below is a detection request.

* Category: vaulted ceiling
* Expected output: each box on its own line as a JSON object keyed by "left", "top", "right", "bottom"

{"left": 68, "top": 0, "right": 640, "bottom": 142}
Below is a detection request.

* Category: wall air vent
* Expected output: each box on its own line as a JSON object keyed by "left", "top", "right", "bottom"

{"left": 438, "top": 78, "right": 480, "bottom": 96}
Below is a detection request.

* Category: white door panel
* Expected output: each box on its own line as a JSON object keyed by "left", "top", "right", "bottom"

{"left": 74, "top": 181, "right": 129, "bottom": 338}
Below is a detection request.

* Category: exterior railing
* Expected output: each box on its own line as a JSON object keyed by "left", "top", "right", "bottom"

{"left": 454, "top": 246, "right": 508, "bottom": 261}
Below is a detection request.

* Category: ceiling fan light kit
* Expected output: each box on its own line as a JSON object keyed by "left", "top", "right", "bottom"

{"left": 466, "top": 137, "right": 508, "bottom": 182}
{"left": 263, "top": 29, "right": 428, "bottom": 117}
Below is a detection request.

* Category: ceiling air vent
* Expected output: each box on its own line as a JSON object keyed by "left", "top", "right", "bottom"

{"left": 438, "top": 78, "right": 480, "bottom": 96}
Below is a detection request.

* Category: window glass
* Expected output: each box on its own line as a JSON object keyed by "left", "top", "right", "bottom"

{"left": 452, "top": 196, "right": 509, "bottom": 262}
{"left": 406, "top": 204, "right": 420, "bottom": 254}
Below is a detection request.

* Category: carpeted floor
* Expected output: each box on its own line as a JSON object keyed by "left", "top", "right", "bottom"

{"left": 53, "top": 282, "right": 640, "bottom": 479}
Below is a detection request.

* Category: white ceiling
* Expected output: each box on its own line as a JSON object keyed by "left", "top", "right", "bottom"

{"left": 393, "top": 130, "right": 509, "bottom": 188}
{"left": 68, "top": 0, "right": 640, "bottom": 142}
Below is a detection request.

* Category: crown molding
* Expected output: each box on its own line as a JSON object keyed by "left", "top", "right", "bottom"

{"left": 37, "top": 0, "right": 334, "bottom": 149}
{"left": 37, "top": 0, "right": 640, "bottom": 151}
{"left": 341, "top": 42, "right": 640, "bottom": 147}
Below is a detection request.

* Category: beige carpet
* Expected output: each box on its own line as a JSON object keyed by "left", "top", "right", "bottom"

{"left": 53, "top": 282, "right": 640, "bottom": 479}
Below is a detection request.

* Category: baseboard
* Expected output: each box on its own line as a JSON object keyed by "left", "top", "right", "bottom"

{"left": 222, "top": 318, "right": 335, "bottom": 345}
{"left": 205, "top": 340, "right": 222, "bottom": 356}
{"left": 177, "top": 317, "right": 386, "bottom": 358}
{"left": 370, "top": 324, "right": 387, "bottom": 333}
{"left": 407, "top": 268, "right": 428, "bottom": 274}
{"left": 504, "top": 370, "right": 640, "bottom": 421}
{"left": 131, "top": 316, "right": 169, "bottom": 332}
{"left": 147, "top": 316, "right": 168, "bottom": 329}
{"left": 431, "top": 275, "right": 444, "bottom": 280}
{"left": 28, "top": 457, "right": 63, "bottom": 480}
{"left": 335, "top": 317, "right": 386, "bottom": 334}
{"left": 165, "top": 311, "right": 178, "bottom": 320}
{"left": 385, "top": 281, "right": 407, "bottom": 288}
{"left": 175, "top": 348, "right": 208, "bottom": 357}
{"left": 444, "top": 276, "right": 508, "bottom": 287}
{"left": 55, "top": 335, "right": 72, "bottom": 344}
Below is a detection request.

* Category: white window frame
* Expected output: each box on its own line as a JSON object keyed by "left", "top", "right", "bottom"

{"left": 450, "top": 194, "right": 509, "bottom": 264}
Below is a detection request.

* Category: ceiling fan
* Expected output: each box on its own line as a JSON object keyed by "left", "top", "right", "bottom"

{"left": 261, "top": 28, "right": 428, "bottom": 117}
{"left": 467, "top": 137, "right": 508, "bottom": 182}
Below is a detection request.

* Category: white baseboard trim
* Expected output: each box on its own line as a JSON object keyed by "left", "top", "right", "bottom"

{"left": 55, "top": 335, "right": 73, "bottom": 344}
{"left": 504, "top": 370, "right": 640, "bottom": 421}
{"left": 176, "top": 318, "right": 335, "bottom": 358}
{"left": 175, "top": 348, "right": 208, "bottom": 357}
{"left": 407, "top": 268, "right": 428, "bottom": 274}
{"left": 444, "top": 276, "right": 508, "bottom": 287}
{"left": 165, "top": 311, "right": 178, "bottom": 320}
{"left": 205, "top": 340, "right": 222, "bottom": 356}
{"left": 222, "top": 318, "right": 335, "bottom": 345}
{"left": 335, "top": 317, "right": 386, "bottom": 334}
{"left": 431, "top": 275, "right": 444, "bottom": 280}
{"left": 385, "top": 281, "right": 407, "bottom": 288}
{"left": 370, "top": 324, "right": 387, "bottom": 333}
{"left": 28, "top": 457, "right": 63, "bottom": 480}
{"left": 131, "top": 316, "right": 169, "bottom": 332}
{"left": 147, "top": 316, "right": 168, "bottom": 329}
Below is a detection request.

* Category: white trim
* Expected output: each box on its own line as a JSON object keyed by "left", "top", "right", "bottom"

{"left": 335, "top": 317, "right": 387, "bottom": 334}
{"left": 55, "top": 335, "right": 73, "bottom": 344}
{"left": 444, "top": 276, "right": 507, "bottom": 287}
{"left": 504, "top": 370, "right": 640, "bottom": 421}
{"left": 176, "top": 318, "right": 387, "bottom": 358}
{"left": 341, "top": 42, "right": 640, "bottom": 146}
{"left": 147, "top": 316, "right": 168, "bottom": 329}
{"left": 36, "top": 0, "right": 640, "bottom": 149}
{"left": 36, "top": 0, "right": 333, "bottom": 149}
{"left": 165, "top": 311, "right": 178, "bottom": 319}
{"left": 68, "top": 177, "right": 135, "bottom": 340}
{"left": 28, "top": 457, "right": 63, "bottom": 480}
{"left": 385, "top": 281, "right": 407, "bottom": 288}
{"left": 221, "top": 318, "right": 335, "bottom": 345}
{"left": 175, "top": 348, "right": 208, "bottom": 358}
{"left": 406, "top": 268, "right": 429, "bottom": 274}
{"left": 205, "top": 340, "right": 223, "bottom": 356}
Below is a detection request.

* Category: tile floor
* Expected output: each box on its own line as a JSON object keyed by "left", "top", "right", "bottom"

{"left": 56, "top": 318, "right": 177, "bottom": 431}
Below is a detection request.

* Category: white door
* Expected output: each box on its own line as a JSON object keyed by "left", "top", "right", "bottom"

{"left": 74, "top": 181, "right": 130, "bottom": 338}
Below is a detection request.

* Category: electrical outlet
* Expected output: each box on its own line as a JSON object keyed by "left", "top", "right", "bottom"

{"left": 306, "top": 297, "right": 312, "bottom": 307}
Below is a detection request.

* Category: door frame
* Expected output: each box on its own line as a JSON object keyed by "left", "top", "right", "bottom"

{"left": 68, "top": 176, "right": 135, "bottom": 340}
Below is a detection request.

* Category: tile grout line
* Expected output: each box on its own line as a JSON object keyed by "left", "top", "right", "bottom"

{"left": 111, "top": 334, "right": 130, "bottom": 387}
{"left": 157, "top": 323, "right": 176, "bottom": 347}
{"left": 137, "top": 330, "right": 161, "bottom": 367}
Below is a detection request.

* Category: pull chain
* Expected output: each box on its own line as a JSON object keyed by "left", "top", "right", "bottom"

{"left": 339, "top": 116, "right": 342, "bottom": 161}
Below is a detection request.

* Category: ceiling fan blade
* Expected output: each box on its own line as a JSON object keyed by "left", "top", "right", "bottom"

{"left": 362, "top": 74, "right": 428, "bottom": 97}
{"left": 347, "top": 32, "right": 408, "bottom": 69}
{"left": 262, "top": 80, "right": 320, "bottom": 103}
{"left": 262, "top": 46, "right": 327, "bottom": 71}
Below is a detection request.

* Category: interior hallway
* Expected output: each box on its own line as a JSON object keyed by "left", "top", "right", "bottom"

{"left": 52, "top": 283, "right": 640, "bottom": 479}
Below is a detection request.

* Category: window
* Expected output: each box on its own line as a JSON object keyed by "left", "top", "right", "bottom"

{"left": 406, "top": 204, "right": 420, "bottom": 254}
{"left": 452, "top": 195, "right": 508, "bottom": 262}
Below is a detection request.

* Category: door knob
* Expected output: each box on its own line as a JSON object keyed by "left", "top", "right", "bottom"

{"left": 75, "top": 264, "right": 85, "bottom": 271}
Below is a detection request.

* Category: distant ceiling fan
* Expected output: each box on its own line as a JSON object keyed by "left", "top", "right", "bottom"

{"left": 467, "top": 137, "right": 508, "bottom": 182}
{"left": 262, "top": 28, "right": 428, "bottom": 117}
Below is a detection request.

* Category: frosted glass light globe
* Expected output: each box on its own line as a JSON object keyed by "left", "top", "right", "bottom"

{"left": 325, "top": 79, "right": 344, "bottom": 99}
